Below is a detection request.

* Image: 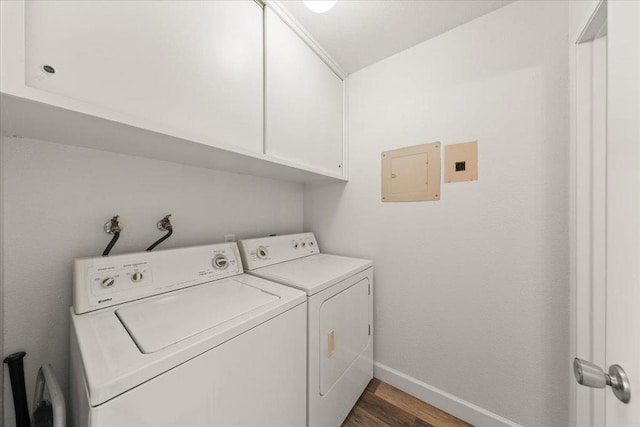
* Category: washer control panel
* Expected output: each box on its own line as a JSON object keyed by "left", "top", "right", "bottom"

{"left": 238, "top": 232, "right": 319, "bottom": 271}
{"left": 74, "top": 243, "right": 242, "bottom": 314}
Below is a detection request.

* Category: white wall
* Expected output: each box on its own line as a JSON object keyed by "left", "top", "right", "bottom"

{"left": 1, "top": 136, "right": 303, "bottom": 426}
{"left": 304, "top": 1, "right": 570, "bottom": 426}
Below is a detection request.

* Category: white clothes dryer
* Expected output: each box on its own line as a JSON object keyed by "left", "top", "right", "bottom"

{"left": 238, "top": 233, "right": 373, "bottom": 427}
{"left": 70, "top": 242, "right": 307, "bottom": 427}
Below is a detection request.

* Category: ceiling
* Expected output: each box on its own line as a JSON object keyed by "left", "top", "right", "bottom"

{"left": 279, "top": 0, "right": 514, "bottom": 74}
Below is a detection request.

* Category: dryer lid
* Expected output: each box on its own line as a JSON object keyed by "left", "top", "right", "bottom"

{"left": 116, "top": 279, "right": 279, "bottom": 353}
{"left": 249, "top": 254, "right": 372, "bottom": 296}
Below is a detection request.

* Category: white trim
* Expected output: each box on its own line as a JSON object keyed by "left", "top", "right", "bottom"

{"left": 0, "top": 3, "right": 12, "bottom": 416}
{"left": 569, "top": 45, "right": 577, "bottom": 427}
{"left": 341, "top": 77, "right": 349, "bottom": 180}
{"left": 0, "top": 134, "right": 5, "bottom": 423}
{"left": 574, "top": 36, "right": 608, "bottom": 427}
{"left": 266, "top": 1, "right": 347, "bottom": 80}
{"left": 262, "top": 4, "right": 268, "bottom": 156}
{"left": 571, "top": 1, "right": 608, "bottom": 426}
{"left": 373, "top": 362, "right": 522, "bottom": 427}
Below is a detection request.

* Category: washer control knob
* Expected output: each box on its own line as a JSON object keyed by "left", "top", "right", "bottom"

{"left": 293, "top": 241, "right": 299, "bottom": 249}
{"left": 102, "top": 277, "right": 115, "bottom": 289}
{"left": 301, "top": 242, "right": 306, "bottom": 248}
{"left": 309, "top": 241, "right": 315, "bottom": 247}
{"left": 131, "top": 271, "right": 143, "bottom": 283}
{"left": 256, "top": 246, "right": 269, "bottom": 260}
{"left": 212, "top": 254, "right": 229, "bottom": 270}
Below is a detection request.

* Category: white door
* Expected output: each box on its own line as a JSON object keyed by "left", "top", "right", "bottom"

{"left": 604, "top": 0, "right": 640, "bottom": 424}
{"left": 574, "top": 1, "right": 640, "bottom": 425}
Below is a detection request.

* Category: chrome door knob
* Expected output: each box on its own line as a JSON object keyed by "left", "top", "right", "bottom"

{"left": 574, "top": 358, "right": 631, "bottom": 403}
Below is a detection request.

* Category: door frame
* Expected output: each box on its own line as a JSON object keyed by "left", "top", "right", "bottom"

{"left": 570, "top": 1, "right": 608, "bottom": 426}
{"left": 603, "top": 0, "right": 640, "bottom": 424}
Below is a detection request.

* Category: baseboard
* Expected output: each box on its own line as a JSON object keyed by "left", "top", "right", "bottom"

{"left": 373, "top": 362, "right": 522, "bottom": 427}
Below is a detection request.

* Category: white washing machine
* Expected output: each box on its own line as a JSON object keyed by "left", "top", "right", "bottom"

{"left": 238, "top": 233, "right": 373, "bottom": 427}
{"left": 69, "top": 242, "right": 307, "bottom": 427}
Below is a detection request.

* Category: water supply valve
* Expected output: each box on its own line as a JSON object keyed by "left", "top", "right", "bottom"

{"left": 104, "top": 215, "right": 122, "bottom": 234}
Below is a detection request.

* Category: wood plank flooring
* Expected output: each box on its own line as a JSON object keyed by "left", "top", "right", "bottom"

{"left": 342, "top": 379, "right": 473, "bottom": 427}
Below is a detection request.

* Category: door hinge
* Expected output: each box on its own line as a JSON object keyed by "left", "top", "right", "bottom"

{"left": 368, "top": 284, "right": 370, "bottom": 295}
{"left": 368, "top": 324, "right": 371, "bottom": 336}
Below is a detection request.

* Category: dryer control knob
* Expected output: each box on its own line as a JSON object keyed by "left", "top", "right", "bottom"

{"left": 131, "top": 271, "right": 143, "bottom": 283}
{"left": 102, "top": 277, "right": 115, "bottom": 288}
{"left": 256, "top": 246, "right": 269, "bottom": 260}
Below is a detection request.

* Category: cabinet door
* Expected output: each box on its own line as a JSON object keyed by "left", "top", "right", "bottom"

{"left": 24, "top": 1, "right": 263, "bottom": 154}
{"left": 265, "top": 8, "right": 344, "bottom": 175}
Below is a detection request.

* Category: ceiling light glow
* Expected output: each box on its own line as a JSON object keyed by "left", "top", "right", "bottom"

{"left": 303, "top": 0, "right": 337, "bottom": 14}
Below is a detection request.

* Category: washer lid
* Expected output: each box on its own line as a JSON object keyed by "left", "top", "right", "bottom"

{"left": 249, "top": 254, "right": 372, "bottom": 296}
{"left": 71, "top": 274, "right": 306, "bottom": 407}
{"left": 116, "top": 280, "right": 279, "bottom": 353}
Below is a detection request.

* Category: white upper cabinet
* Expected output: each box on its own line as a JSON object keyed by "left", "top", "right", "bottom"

{"left": 0, "top": 1, "right": 348, "bottom": 183}
{"left": 264, "top": 7, "right": 344, "bottom": 176}
{"left": 23, "top": 0, "right": 264, "bottom": 153}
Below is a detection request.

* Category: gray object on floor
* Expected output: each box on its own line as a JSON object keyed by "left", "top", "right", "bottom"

{"left": 32, "top": 364, "right": 65, "bottom": 427}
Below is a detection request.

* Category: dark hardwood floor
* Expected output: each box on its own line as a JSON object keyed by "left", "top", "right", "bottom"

{"left": 342, "top": 378, "right": 473, "bottom": 427}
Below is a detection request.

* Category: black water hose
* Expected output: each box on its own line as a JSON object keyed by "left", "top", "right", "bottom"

{"left": 102, "top": 231, "right": 120, "bottom": 256}
{"left": 4, "top": 352, "right": 30, "bottom": 427}
{"left": 146, "top": 227, "right": 173, "bottom": 251}
{"left": 102, "top": 215, "right": 122, "bottom": 256}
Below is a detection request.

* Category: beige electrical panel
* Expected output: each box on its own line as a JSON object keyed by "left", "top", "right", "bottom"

{"left": 445, "top": 141, "right": 478, "bottom": 183}
{"left": 381, "top": 142, "right": 441, "bottom": 202}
